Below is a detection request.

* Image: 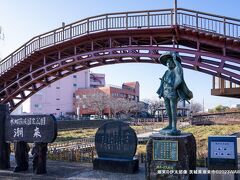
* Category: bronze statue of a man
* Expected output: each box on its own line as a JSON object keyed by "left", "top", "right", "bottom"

{"left": 157, "top": 51, "right": 193, "bottom": 135}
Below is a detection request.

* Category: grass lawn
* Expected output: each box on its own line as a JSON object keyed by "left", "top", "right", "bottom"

{"left": 53, "top": 124, "right": 240, "bottom": 167}
{"left": 180, "top": 124, "right": 240, "bottom": 159}
{"left": 56, "top": 128, "right": 97, "bottom": 142}
{"left": 136, "top": 124, "right": 240, "bottom": 162}
{"left": 56, "top": 122, "right": 166, "bottom": 142}
{"left": 56, "top": 124, "right": 240, "bottom": 162}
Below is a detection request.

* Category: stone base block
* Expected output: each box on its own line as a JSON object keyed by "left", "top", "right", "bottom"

{"left": 145, "top": 133, "right": 196, "bottom": 180}
{"left": 93, "top": 157, "right": 139, "bottom": 173}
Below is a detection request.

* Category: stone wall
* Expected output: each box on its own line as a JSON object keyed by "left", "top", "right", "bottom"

{"left": 191, "top": 112, "right": 240, "bottom": 125}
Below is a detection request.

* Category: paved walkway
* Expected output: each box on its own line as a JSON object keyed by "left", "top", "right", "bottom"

{"left": 0, "top": 160, "right": 146, "bottom": 180}
{"left": 137, "top": 128, "right": 161, "bottom": 138}
{"left": 2, "top": 159, "right": 231, "bottom": 180}
{"left": 137, "top": 122, "right": 190, "bottom": 138}
{"left": 0, "top": 157, "right": 211, "bottom": 180}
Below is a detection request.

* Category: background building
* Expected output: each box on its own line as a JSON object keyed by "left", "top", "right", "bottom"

{"left": 74, "top": 82, "right": 140, "bottom": 117}
{"left": 16, "top": 70, "right": 105, "bottom": 117}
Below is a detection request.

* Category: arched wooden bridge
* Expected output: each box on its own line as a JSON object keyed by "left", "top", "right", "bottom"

{"left": 1, "top": 8, "right": 240, "bottom": 112}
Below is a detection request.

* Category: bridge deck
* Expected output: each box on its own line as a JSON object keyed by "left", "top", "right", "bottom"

{"left": 211, "top": 77, "right": 240, "bottom": 98}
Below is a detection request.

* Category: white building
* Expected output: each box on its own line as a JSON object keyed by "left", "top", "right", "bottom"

{"left": 13, "top": 70, "right": 105, "bottom": 117}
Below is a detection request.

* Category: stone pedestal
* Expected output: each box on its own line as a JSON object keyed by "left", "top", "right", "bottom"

{"left": 93, "top": 157, "right": 139, "bottom": 173}
{"left": 146, "top": 133, "right": 196, "bottom": 180}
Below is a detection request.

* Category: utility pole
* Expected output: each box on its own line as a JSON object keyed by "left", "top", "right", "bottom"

{"left": 0, "top": 26, "right": 5, "bottom": 61}
{"left": 172, "top": 0, "right": 178, "bottom": 49}
{"left": 174, "top": 0, "right": 178, "bottom": 25}
{"left": 0, "top": 26, "right": 5, "bottom": 40}
{"left": 203, "top": 98, "right": 205, "bottom": 112}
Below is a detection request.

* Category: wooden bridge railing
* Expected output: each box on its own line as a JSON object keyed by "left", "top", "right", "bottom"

{"left": 1, "top": 8, "right": 240, "bottom": 75}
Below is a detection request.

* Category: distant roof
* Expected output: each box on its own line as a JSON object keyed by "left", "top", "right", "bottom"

{"left": 157, "top": 107, "right": 189, "bottom": 110}
{"left": 90, "top": 72, "right": 105, "bottom": 77}
{"left": 122, "top": 82, "right": 139, "bottom": 88}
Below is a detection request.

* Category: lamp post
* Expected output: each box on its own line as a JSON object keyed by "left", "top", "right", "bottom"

{"left": 76, "top": 107, "right": 80, "bottom": 120}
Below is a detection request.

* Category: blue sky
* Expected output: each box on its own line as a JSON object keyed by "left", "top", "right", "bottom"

{"left": 0, "top": 0, "right": 240, "bottom": 109}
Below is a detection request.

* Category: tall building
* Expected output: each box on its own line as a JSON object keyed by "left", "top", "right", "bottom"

{"left": 18, "top": 70, "right": 105, "bottom": 117}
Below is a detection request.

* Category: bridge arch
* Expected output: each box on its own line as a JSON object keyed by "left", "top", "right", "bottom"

{"left": 0, "top": 8, "right": 240, "bottom": 111}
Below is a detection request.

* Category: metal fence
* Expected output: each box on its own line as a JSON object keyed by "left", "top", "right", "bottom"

{"left": 47, "top": 136, "right": 149, "bottom": 163}
{"left": 47, "top": 147, "right": 147, "bottom": 164}
{"left": 48, "top": 145, "right": 96, "bottom": 162}
{"left": 48, "top": 137, "right": 95, "bottom": 149}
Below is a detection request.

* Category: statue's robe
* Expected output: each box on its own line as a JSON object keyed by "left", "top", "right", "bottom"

{"left": 157, "top": 70, "right": 193, "bottom": 101}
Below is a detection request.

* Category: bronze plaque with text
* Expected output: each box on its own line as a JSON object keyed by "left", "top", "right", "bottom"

{"left": 153, "top": 140, "right": 178, "bottom": 161}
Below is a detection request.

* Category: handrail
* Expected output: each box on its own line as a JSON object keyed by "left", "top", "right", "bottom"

{"left": 1, "top": 8, "right": 240, "bottom": 75}
{"left": 178, "top": 8, "right": 240, "bottom": 22}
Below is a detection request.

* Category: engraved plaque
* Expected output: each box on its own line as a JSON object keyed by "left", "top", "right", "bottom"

{"left": 153, "top": 140, "right": 178, "bottom": 161}
{"left": 95, "top": 121, "right": 137, "bottom": 159}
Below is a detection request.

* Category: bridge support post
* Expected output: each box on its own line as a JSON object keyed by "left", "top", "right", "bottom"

{"left": 0, "top": 104, "right": 10, "bottom": 169}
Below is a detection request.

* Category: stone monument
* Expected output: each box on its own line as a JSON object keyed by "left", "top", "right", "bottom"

{"left": 146, "top": 52, "right": 196, "bottom": 180}
{"left": 93, "top": 121, "right": 139, "bottom": 173}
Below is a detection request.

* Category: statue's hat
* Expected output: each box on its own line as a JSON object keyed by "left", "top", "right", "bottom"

{"left": 159, "top": 51, "right": 181, "bottom": 66}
